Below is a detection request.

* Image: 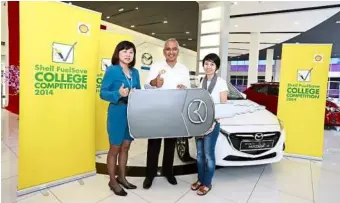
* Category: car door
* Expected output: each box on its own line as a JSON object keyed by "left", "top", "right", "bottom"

{"left": 267, "top": 85, "right": 279, "bottom": 115}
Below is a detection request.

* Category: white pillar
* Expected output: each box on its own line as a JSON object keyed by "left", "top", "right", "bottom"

{"left": 274, "top": 59, "right": 281, "bottom": 82}
{"left": 226, "top": 60, "right": 231, "bottom": 82}
{"left": 218, "top": 3, "right": 230, "bottom": 81}
{"left": 265, "top": 49, "right": 274, "bottom": 82}
{"left": 247, "top": 32, "right": 260, "bottom": 87}
{"left": 196, "top": 1, "right": 230, "bottom": 80}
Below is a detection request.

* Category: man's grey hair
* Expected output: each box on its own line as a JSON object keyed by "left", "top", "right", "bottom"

{"left": 164, "top": 38, "right": 180, "bottom": 49}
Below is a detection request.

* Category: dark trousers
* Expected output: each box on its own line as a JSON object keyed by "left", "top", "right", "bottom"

{"left": 145, "top": 138, "right": 176, "bottom": 178}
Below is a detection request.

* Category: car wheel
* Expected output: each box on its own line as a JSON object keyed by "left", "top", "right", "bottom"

{"left": 176, "top": 138, "right": 192, "bottom": 162}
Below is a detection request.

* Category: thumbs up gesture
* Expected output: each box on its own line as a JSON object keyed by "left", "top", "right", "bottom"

{"left": 151, "top": 73, "right": 164, "bottom": 88}
{"left": 119, "top": 83, "right": 129, "bottom": 97}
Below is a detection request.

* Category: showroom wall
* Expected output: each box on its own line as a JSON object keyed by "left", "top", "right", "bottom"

{"left": 100, "top": 20, "right": 197, "bottom": 85}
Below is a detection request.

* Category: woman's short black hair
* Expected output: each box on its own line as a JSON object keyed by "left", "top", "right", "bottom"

{"left": 202, "top": 53, "right": 221, "bottom": 71}
{"left": 111, "top": 41, "right": 136, "bottom": 69}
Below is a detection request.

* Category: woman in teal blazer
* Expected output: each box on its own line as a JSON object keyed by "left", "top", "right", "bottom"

{"left": 100, "top": 41, "right": 141, "bottom": 196}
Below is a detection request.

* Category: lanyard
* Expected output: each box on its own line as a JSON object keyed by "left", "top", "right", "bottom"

{"left": 124, "top": 72, "right": 133, "bottom": 89}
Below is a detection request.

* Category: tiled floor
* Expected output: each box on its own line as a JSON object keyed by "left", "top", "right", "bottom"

{"left": 1, "top": 109, "right": 340, "bottom": 203}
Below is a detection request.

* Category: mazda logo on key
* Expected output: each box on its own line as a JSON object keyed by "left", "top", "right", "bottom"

{"left": 254, "top": 133, "right": 264, "bottom": 141}
{"left": 188, "top": 99, "right": 208, "bottom": 124}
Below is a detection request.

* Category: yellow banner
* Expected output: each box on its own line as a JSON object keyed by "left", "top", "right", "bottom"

{"left": 96, "top": 31, "right": 132, "bottom": 153}
{"left": 278, "top": 44, "right": 332, "bottom": 158}
{"left": 19, "top": 1, "right": 101, "bottom": 192}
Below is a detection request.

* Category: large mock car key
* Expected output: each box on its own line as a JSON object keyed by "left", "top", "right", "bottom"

{"left": 127, "top": 89, "right": 215, "bottom": 139}
{"left": 127, "top": 89, "right": 266, "bottom": 139}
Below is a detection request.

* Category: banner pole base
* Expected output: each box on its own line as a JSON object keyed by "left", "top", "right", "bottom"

{"left": 17, "top": 171, "right": 96, "bottom": 197}
{"left": 96, "top": 150, "right": 108, "bottom": 156}
{"left": 284, "top": 153, "right": 323, "bottom": 161}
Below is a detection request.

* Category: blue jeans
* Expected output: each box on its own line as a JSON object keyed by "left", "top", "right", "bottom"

{"left": 195, "top": 122, "right": 220, "bottom": 187}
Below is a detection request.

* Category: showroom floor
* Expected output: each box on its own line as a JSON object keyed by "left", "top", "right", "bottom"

{"left": 2, "top": 109, "right": 340, "bottom": 203}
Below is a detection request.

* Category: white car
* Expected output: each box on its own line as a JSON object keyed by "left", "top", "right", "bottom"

{"left": 176, "top": 82, "right": 286, "bottom": 166}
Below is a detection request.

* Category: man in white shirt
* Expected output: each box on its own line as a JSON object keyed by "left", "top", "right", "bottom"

{"left": 143, "top": 38, "right": 190, "bottom": 189}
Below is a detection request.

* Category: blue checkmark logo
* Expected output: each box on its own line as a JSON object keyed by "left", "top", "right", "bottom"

{"left": 297, "top": 68, "right": 313, "bottom": 82}
{"left": 52, "top": 42, "right": 77, "bottom": 64}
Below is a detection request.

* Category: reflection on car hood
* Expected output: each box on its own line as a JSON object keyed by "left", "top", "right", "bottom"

{"left": 218, "top": 100, "right": 279, "bottom": 126}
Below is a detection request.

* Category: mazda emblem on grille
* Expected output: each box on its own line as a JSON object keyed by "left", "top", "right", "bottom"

{"left": 187, "top": 99, "right": 208, "bottom": 124}
{"left": 254, "top": 133, "right": 264, "bottom": 141}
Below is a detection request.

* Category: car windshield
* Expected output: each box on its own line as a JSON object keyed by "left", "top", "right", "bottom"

{"left": 226, "top": 82, "right": 246, "bottom": 100}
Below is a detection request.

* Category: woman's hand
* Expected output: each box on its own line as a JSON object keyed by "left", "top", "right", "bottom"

{"left": 119, "top": 83, "right": 129, "bottom": 97}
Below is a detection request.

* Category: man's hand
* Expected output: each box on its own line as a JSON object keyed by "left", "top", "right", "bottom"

{"left": 150, "top": 73, "right": 164, "bottom": 88}
{"left": 177, "top": 84, "right": 186, "bottom": 89}
{"left": 119, "top": 83, "right": 129, "bottom": 97}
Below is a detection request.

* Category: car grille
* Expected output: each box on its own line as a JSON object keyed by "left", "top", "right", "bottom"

{"left": 226, "top": 131, "right": 281, "bottom": 155}
{"left": 223, "top": 153, "right": 277, "bottom": 161}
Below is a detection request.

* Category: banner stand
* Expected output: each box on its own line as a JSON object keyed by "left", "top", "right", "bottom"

{"left": 96, "top": 150, "right": 109, "bottom": 156}
{"left": 17, "top": 171, "right": 96, "bottom": 196}
{"left": 284, "top": 153, "right": 323, "bottom": 161}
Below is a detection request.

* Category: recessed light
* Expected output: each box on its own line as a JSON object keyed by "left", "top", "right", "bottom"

{"left": 185, "top": 31, "right": 190, "bottom": 34}
{"left": 135, "top": 7, "right": 139, "bottom": 10}
{"left": 188, "top": 38, "right": 192, "bottom": 41}
{"left": 118, "top": 8, "right": 124, "bottom": 12}
{"left": 68, "top": 2, "right": 72, "bottom": 5}
{"left": 336, "top": 21, "right": 340, "bottom": 24}
{"left": 183, "top": 44, "right": 186, "bottom": 46}
{"left": 296, "top": 42, "right": 299, "bottom": 44}
{"left": 131, "top": 25, "right": 135, "bottom": 28}
{"left": 234, "top": 24, "right": 239, "bottom": 28}
{"left": 163, "top": 20, "right": 168, "bottom": 24}
{"left": 294, "top": 21, "right": 300, "bottom": 25}
{"left": 232, "top": 1, "right": 238, "bottom": 5}
{"left": 106, "top": 16, "right": 110, "bottom": 19}
{"left": 151, "top": 32, "right": 155, "bottom": 35}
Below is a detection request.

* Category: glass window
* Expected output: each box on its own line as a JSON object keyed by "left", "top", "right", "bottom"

{"left": 331, "top": 58, "right": 340, "bottom": 65}
{"left": 268, "top": 86, "right": 279, "bottom": 95}
{"left": 251, "top": 85, "right": 268, "bottom": 94}
{"left": 231, "top": 61, "right": 237, "bottom": 65}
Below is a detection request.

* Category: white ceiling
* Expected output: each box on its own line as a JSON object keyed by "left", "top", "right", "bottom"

{"left": 222, "top": 1, "right": 340, "bottom": 57}
{"left": 229, "top": 1, "right": 340, "bottom": 15}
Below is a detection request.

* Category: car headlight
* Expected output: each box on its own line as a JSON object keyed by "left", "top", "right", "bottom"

{"left": 278, "top": 119, "right": 284, "bottom": 130}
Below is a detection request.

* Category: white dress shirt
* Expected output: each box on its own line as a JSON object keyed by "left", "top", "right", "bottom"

{"left": 145, "top": 60, "right": 191, "bottom": 89}
{"left": 199, "top": 76, "right": 229, "bottom": 104}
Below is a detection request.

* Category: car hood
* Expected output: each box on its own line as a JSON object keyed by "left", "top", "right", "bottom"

{"left": 218, "top": 100, "right": 279, "bottom": 126}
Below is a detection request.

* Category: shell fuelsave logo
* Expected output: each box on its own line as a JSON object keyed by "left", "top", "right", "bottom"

{"left": 314, "top": 54, "right": 323, "bottom": 63}
{"left": 78, "top": 23, "right": 90, "bottom": 35}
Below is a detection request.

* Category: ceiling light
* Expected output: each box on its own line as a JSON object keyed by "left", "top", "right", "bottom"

{"left": 232, "top": 1, "right": 238, "bottom": 5}
{"left": 118, "top": 8, "right": 124, "bottom": 12}
{"left": 106, "top": 16, "right": 110, "bottom": 19}
{"left": 151, "top": 32, "right": 155, "bottom": 35}
{"left": 68, "top": 2, "right": 72, "bottom": 5}
{"left": 185, "top": 31, "right": 190, "bottom": 34}
{"left": 234, "top": 24, "right": 239, "bottom": 28}
{"left": 163, "top": 20, "right": 168, "bottom": 24}
{"left": 294, "top": 21, "right": 300, "bottom": 25}
{"left": 296, "top": 42, "right": 299, "bottom": 44}
{"left": 130, "top": 25, "right": 135, "bottom": 28}
{"left": 183, "top": 44, "right": 186, "bottom": 46}
{"left": 188, "top": 38, "right": 192, "bottom": 41}
{"left": 336, "top": 21, "right": 340, "bottom": 24}
{"left": 135, "top": 7, "right": 139, "bottom": 10}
